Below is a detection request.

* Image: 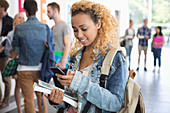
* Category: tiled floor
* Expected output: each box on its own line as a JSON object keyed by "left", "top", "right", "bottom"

{"left": 0, "top": 39, "right": 170, "bottom": 113}
{"left": 129, "top": 38, "right": 170, "bottom": 113}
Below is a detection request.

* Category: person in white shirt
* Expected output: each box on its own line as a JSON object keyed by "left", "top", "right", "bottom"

{"left": 124, "top": 20, "right": 135, "bottom": 71}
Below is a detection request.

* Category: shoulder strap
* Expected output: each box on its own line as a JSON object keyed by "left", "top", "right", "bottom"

{"left": 101, "top": 48, "right": 126, "bottom": 75}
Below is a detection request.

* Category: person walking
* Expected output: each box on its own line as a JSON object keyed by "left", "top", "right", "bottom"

{"left": 0, "top": 0, "right": 13, "bottom": 109}
{"left": 11, "top": 1, "right": 49, "bottom": 113}
{"left": 152, "top": 26, "right": 165, "bottom": 73}
{"left": 124, "top": 19, "right": 135, "bottom": 71}
{"left": 136, "top": 19, "right": 151, "bottom": 71}
{"left": 46, "top": 1, "right": 128, "bottom": 113}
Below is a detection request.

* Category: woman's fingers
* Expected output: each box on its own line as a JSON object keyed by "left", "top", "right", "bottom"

{"left": 48, "top": 89, "right": 56, "bottom": 100}
{"left": 46, "top": 89, "right": 64, "bottom": 104}
{"left": 68, "top": 70, "right": 75, "bottom": 75}
{"left": 57, "top": 74, "right": 74, "bottom": 86}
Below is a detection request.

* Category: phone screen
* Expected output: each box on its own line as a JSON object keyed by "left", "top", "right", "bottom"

{"left": 50, "top": 67, "right": 68, "bottom": 75}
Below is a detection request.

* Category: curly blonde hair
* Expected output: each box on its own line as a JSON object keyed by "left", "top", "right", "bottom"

{"left": 70, "top": 0, "right": 119, "bottom": 58}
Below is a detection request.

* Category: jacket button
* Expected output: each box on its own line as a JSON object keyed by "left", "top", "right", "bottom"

{"left": 91, "top": 70, "right": 94, "bottom": 74}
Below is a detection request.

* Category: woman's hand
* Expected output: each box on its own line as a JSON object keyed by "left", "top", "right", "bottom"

{"left": 57, "top": 71, "right": 76, "bottom": 87}
{"left": 45, "top": 89, "right": 64, "bottom": 104}
{"left": 153, "top": 42, "right": 158, "bottom": 46}
{"left": 9, "top": 49, "right": 18, "bottom": 59}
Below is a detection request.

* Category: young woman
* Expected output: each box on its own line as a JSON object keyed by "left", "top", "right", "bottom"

{"left": 124, "top": 20, "right": 135, "bottom": 71}
{"left": 152, "top": 26, "right": 165, "bottom": 73}
{"left": 46, "top": 1, "right": 128, "bottom": 113}
{"left": 0, "top": 13, "right": 24, "bottom": 112}
{"left": 12, "top": 13, "right": 24, "bottom": 113}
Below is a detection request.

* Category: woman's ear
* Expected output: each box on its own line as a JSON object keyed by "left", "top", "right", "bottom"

{"left": 96, "top": 19, "right": 101, "bottom": 29}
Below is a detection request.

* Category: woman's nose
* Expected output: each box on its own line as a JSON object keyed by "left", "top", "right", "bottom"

{"left": 77, "top": 30, "right": 83, "bottom": 38}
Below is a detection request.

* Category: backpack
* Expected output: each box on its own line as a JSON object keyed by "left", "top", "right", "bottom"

{"left": 40, "top": 24, "right": 55, "bottom": 83}
{"left": 83, "top": 48, "right": 145, "bottom": 113}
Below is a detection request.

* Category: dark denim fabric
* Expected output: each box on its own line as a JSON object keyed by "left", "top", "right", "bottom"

{"left": 0, "top": 14, "right": 13, "bottom": 57}
{"left": 1, "top": 14, "right": 13, "bottom": 36}
{"left": 153, "top": 48, "right": 162, "bottom": 67}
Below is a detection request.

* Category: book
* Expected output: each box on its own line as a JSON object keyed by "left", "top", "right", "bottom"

{"left": 33, "top": 80, "right": 78, "bottom": 108}
{"left": 126, "top": 35, "right": 133, "bottom": 39}
{"left": 154, "top": 36, "right": 163, "bottom": 43}
{"left": 138, "top": 35, "right": 144, "bottom": 39}
{"left": 154, "top": 36, "right": 163, "bottom": 48}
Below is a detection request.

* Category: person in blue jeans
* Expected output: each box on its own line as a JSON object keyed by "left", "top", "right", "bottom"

{"left": 46, "top": 1, "right": 128, "bottom": 113}
{"left": 124, "top": 20, "right": 135, "bottom": 71}
{"left": 152, "top": 26, "right": 165, "bottom": 73}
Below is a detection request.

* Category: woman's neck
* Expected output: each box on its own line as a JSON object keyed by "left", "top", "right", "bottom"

{"left": 85, "top": 37, "right": 98, "bottom": 52}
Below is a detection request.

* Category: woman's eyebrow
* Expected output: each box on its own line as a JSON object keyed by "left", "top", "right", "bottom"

{"left": 79, "top": 24, "right": 86, "bottom": 27}
{"left": 72, "top": 24, "right": 87, "bottom": 28}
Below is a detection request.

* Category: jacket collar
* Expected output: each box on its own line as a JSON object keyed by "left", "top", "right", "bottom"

{"left": 75, "top": 46, "right": 103, "bottom": 62}
{"left": 27, "top": 16, "right": 38, "bottom": 21}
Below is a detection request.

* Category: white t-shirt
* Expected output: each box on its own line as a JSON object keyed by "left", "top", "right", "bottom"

{"left": 128, "top": 29, "right": 134, "bottom": 37}
{"left": 17, "top": 63, "right": 42, "bottom": 71}
{"left": 125, "top": 29, "right": 134, "bottom": 47}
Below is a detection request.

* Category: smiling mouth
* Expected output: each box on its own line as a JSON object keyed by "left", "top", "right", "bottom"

{"left": 80, "top": 38, "right": 87, "bottom": 43}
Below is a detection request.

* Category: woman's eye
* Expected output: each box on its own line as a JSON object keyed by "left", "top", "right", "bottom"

{"left": 82, "top": 28, "right": 87, "bottom": 31}
{"left": 73, "top": 29, "right": 78, "bottom": 32}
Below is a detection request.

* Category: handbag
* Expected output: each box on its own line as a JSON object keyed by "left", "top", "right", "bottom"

{"left": 40, "top": 24, "right": 55, "bottom": 83}
{"left": 120, "top": 40, "right": 126, "bottom": 47}
{"left": 120, "top": 36, "right": 126, "bottom": 47}
{"left": 2, "top": 58, "right": 18, "bottom": 77}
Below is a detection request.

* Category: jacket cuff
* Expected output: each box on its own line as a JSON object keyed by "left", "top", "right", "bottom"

{"left": 69, "top": 70, "right": 82, "bottom": 92}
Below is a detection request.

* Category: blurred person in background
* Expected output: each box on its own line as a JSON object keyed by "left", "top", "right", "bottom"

{"left": 124, "top": 19, "right": 135, "bottom": 71}
{"left": 136, "top": 19, "right": 151, "bottom": 71}
{"left": 152, "top": 26, "right": 165, "bottom": 73}
{"left": 11, "top": 1, "right": 48, "bottom": 113}
{"left": 47, "top": 3, "right": 72, "bottom": 113}
{"left": 8, "top": 13, "right": 24, "bottom": 113}
{"left": 47, "top": 2, "right": 72, "bottom": 70}
{"left": 0, "top": 13, "right": 24, "bottom": 112}
{"left": 0, "top": 0, "right": 13, "bottom": 109}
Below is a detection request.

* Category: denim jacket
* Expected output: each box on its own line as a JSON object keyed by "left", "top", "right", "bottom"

{"left": 53, "top": 47, "right": 129, "bottom": 113}
{"left": 4, "top": 30, "right": 14, "bottom": 57}
{"left": 12, "top": 17, "right": 47, "bottom": 66}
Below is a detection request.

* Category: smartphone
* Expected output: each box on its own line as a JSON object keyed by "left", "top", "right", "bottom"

{"left": 50, "top": 67, "right": 68, "bottom": 75}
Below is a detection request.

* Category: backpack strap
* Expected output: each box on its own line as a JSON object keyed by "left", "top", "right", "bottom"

{"left": 101, "top": 48, "right": 118, "bottom": 75}
{"left": 82, "top": 48, "right": 125, "bottom": 113}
